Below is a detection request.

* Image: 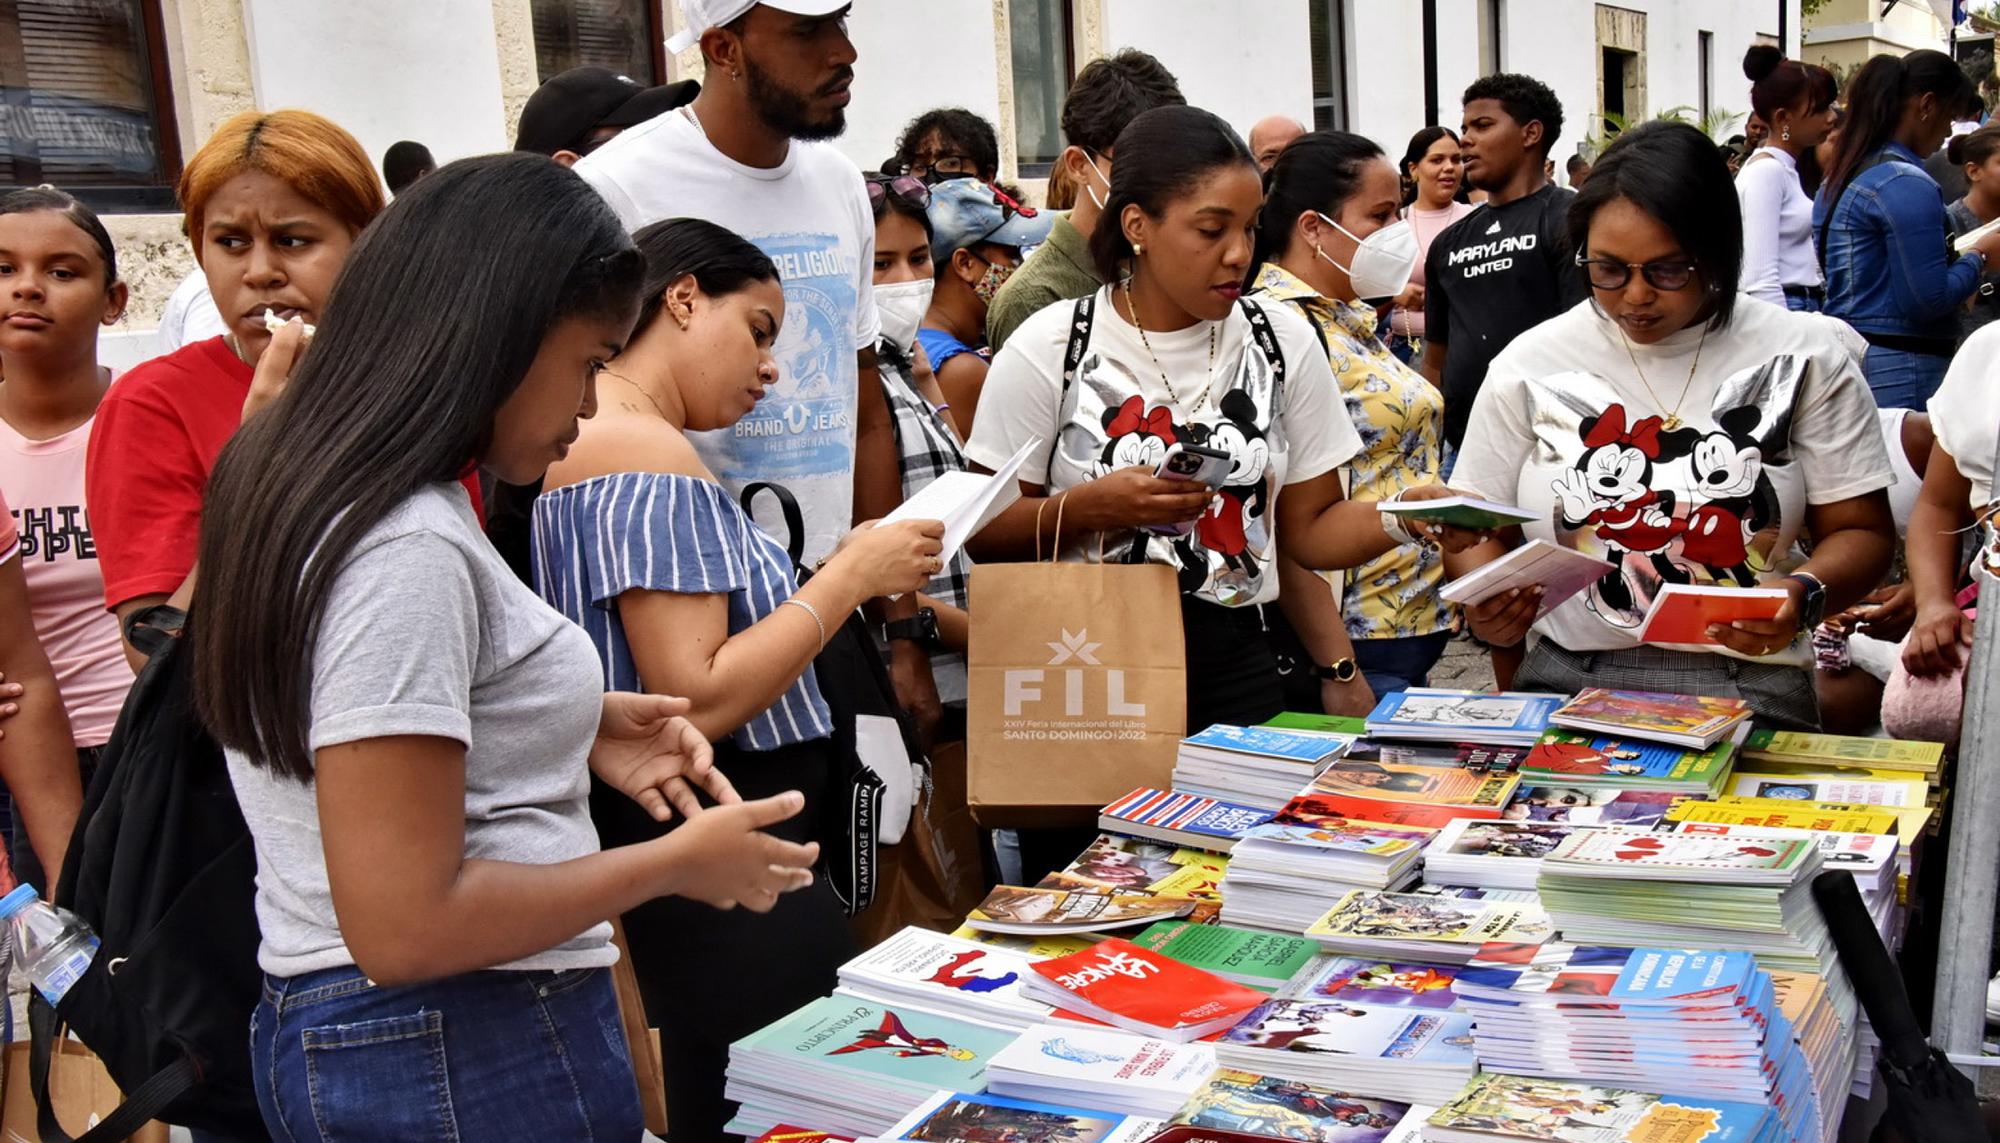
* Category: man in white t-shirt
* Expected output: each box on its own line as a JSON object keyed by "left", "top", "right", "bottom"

{"left": 572, "top": 2, "right": 945, "bottom": 741}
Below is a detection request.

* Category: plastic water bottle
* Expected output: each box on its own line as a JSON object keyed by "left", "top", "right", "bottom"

{"left": 0, "top": 883, "right": 98, "bottom": 1006}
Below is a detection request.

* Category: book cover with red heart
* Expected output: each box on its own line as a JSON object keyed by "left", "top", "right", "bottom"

{"left": 1545, "top": 830, "right": 1815, "bottom": 873}
{"left": 1024, "top": 938, "right": 1268, "bottom": 1040}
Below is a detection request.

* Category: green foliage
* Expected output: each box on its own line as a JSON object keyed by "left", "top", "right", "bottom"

{"left": 1582, "top": 105, "right": 1745, "bottom": 160}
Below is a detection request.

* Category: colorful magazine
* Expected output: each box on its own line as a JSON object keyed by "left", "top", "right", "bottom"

{"left": 1431, "top": 819, "right": 1600, "bottom": 862}
{"left": 1454, "top": 944, "right": 1761, "bottom": 1008}
{"left": 888, "top": 1091, "right": 1159, "bottom": 1143}
{"left": 837, "top": 927, "right": 1049, "bottom": 1026}
{"left": 1220, "top": 1001, "right": 1478, "bottom": 1066}
{"left": 1364, "top": 690, "right": 1560, "bottom": 744}
{"left": 1023, "top": 938, "right": 1267, "bottom": 1041}
{"left": 1504, "top": 787, "right": 1683, "bottom": 827}
{"left": 1278, "top": 955, "right": 1463, "bottom": 1009}
{"left": 1424, "top": 1073, "right": 1774, "bottom": 1142}
{"left": 1708, "top": 795, "right": 1931, "bottom": 841}
{"left": 1306, "top": 890, "right": 1554, "bottom": 948}
{"left": 1308, "top": 758, "right": 1520, "bottom": 810}
{"left": 1183, "top": 724, "right": 1352, "bottom": 765}
{"left": 966, "top": 887, "right": 1194, "bottom": 935}
{"left": 732, "top": 997, "right": 1015, "bottom": 1094}
{"left": 1100, "top": 788, "right": 1276, "bottom": 853}
{"left": 1172, "top": 1068, "right": 1415, "bottom": 1142}
{"left": 1237, "top": 805, "right": 1433, "bottom": 857}
{"left": 1541, "top": 830, "right": 1817, "bottom": 878}
{"left": 1548, "top": 689, "right": 1750, "bottom": 749}
{"left": 1723, "top": 771, "right": 1929, "bottom": 808}
{"left": 1740, "top": 729, "right": 1942, "bottom": 774}
{"left": 1518, "top": 730, "right": 1737, "bottom": 791}
{"left": 1131, "top": 921, "right": 1319, "bottom": 990}
{"left": 1042, "top": 834, "right": 1187, "bottom": 893}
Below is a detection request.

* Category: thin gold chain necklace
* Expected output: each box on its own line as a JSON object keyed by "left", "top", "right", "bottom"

{"left": 1617, "top": 321, "right": 1710, "bottom": 431}
{"left": 1119, "top": 276, "right": 1218, "bottom": 415}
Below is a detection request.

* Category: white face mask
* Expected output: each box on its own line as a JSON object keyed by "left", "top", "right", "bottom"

{"left": 1082, "top": 151, "right": 1112, "bottom": 211}
{"left": 1315, "top": 213, "right": 1420, "bottom": 302}
{"left": 874, "top": 279, "right": 934, "bottom": 355}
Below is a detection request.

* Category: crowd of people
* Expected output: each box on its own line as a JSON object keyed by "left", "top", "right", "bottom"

{"left": 2, "top": 0, "right": 1998, "bottom": 1138}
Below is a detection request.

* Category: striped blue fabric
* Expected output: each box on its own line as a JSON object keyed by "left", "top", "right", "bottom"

{"left": 530, "top": 471, "right": 834, "bottom": 752}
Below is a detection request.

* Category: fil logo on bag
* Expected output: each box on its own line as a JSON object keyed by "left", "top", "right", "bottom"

{"left": 1002, "top": 629, "right": 1147, "bottom": 717}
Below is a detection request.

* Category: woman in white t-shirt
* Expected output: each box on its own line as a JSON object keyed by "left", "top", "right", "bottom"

{"left": 1449, "top": 121, "right": 1896, "bottom": 729}
{"left": 967, "top": 106, "right": 1476, "bottom": 740}
{"left": 1903, "top": 323, "right": 2000, "bottom": 676}
{"left": 1736, "top": 46, "right": 1839, "bottom": 311}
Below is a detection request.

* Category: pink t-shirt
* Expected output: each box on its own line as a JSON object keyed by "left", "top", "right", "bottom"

{"left": 1, "top": 412, "right": 135, "bottom": 746}
{"left": 1392, "top": 201, "right": 1476, "bottom": 340}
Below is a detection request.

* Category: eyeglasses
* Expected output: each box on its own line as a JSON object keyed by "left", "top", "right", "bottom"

{"left": 1575, "top": 253, "right": 1701, "bottom": 292}
{"left": 867, "top": 174, "right": 931, "bottom": 212}
{"left": 901, "top": 153, "right": 978, "bottom": 182}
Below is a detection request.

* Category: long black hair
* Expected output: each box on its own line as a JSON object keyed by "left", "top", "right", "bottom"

{"left": 630, "top": 218, "right": 779, "bottom": 339}
{"left": 1254, "top": 130, "right": 1384, "bottom": 272}
{"left": 1398, "top": 126, "right": 1460, "bottom": 207}
{"left": 0, "top": 185, "right": 118, "bottom": 283}
{"left": 1822, "top": 50, "right": 1978, "bottom": 213}
{"left": 1569, "top": 120, "right": 1743, "bottom": 326}
{"left": 1088, "top": 104, "right": 1255, "bottom": 282}
{"left": 195, "top": 153, "right": 645, "bottom": 780}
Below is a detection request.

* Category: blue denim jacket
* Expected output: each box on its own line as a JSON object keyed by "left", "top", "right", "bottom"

{"left": 1814, "top": 142, "right": 1982, "bottom": 341}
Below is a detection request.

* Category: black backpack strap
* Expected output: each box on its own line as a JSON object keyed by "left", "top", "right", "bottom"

{"left": 1045, "top": 293, "right": 1097, "bottom": 480}
{"left": 739, "top": 482, "right": 807, "bottom": 570}
{"left": 1238, "top": 298, "right": 1289, "bottom": 416}
{"left": 119, "top": 603, "right": 185, "bottom": 662}
{"left": 30, "top": 999, "right": 199, "bottom": 1143}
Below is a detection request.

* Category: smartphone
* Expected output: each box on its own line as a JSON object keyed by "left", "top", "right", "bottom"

{"left": 1148, "top": 443, "right": 1232, "bottom": 535}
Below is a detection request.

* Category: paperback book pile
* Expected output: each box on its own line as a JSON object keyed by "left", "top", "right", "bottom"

{"left": 1301, "top": 745, "right": 1521, "bottom": 829}
{"left": 1305, "top": 889, "right": 1555, "bottom": 964}
{"left": 986, "top": 1024, "right": 1218, "bottom": 1117}
{"left": 725, "top": 998, "right": 1016, "bottom": 1139}
{"left": 1276, "top": 954, "right": 1466, "bottom": 1011}
{"left": 1101, "top": 788, "right": 1276, "bottom": 853}
{"left": 1175, "top": 724, "right": 1354, "bottom": 810}
{"left": 1518, "top": 725, "right": 1743, "bottom": 797}
{"left": 1423, "top": 820, "right": 1604, "bottom": 891}
{"left": 836, "top": 926, "right": 1052, "bottom": 1030}
{"left": 1664, "top": 821, "right": 1899, "bottom": 937}
{"left": 1365, "top": 690, "right": 1559, "bottom": 747}
{"left": 1505, "top": 786, "right": 1683, "bottom": 827}
{"left": 1450, "top": 944, "right": 1827, "bottom": 1141}
{"left": 1171, "top": 1068, "right": 1423, "bottom": 1142}
{"left": 885, "top": 1090, "right": 1163, "bottom": 1143}
{"left": 1739, "top": 730, "right": 1943, "bottom": 775}
{"left": 1534, "top": 831, "right": 1838, "bottom": 980}
{"left": 1041, "top": 835, "right": 1230, "bottom": 902}
{"left": 1421, "top": 1073, "right": 1782, "bottom": 1142}
{"left": 967, "top": 886, "right": 1194, "bottom": 935}
{"left": 1130, "top": 920, "right": 1319, "bottom": 991}
{"left": 1218, "top": 798, "right": 1431, "bottom": 932}
{"left": 1548, "top": 689, "right": 1750, "bottom": 750}
{"left": 1214, "top": 998, "right": 1480, "bottom": 1106}
{"left": 1722, "top": 770, "right": 1930, "bottom": 809}
{"left": 1023, "top": 938, "right": 1269, "bottom": 1041}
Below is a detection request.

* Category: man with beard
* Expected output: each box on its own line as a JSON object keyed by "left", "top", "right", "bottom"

{"left": 577, "top": 0, "right": 944, "bottom": 743}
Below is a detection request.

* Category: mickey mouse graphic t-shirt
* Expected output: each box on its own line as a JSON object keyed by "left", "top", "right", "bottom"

{"left": 1451, "top": 296, "right": 1893, "bottom": 665}
{"left": 967, "top": 286, "right": 1360, "bottom": 608}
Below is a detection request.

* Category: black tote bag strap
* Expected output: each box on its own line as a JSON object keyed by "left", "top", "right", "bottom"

{"left": 1043, "top": 292, "right": 1097, "bottom": 479}
{"left": 739, "top": 481, "right": 808, "bottom": 570}
{"left": 30, "top": 998, "right": 198, "bottom": 1143}
{"left": 1238, "top": 298, "right": 1288, "bottom": 404}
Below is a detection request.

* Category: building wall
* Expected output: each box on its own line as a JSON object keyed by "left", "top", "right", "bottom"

{"left": 1806, "top": 0, "right": 1950, "bottom": 71}
{"left": 1100, "top": 0, "right": 1314, "bottom": 141}
{"left": 840, "top": 0, "right": 1004, "bottom": 173}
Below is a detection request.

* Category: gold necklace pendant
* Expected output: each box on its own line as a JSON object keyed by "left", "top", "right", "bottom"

{"left": 1661, "top": 414, "right": 1683, "bottom": 431}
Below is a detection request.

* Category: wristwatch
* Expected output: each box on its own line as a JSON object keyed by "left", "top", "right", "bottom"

{"left": 883, "top": 607, "right": 942, "bottom": 649}
{"left": 1784, "top": 572, "right": 1827, "bottom": 630}
{"left": 1310, "top": 657, "right": 1360, "bottom": 684}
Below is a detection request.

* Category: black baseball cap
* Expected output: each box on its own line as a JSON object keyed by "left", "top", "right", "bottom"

{"left": 514, "top": 66, "right": 700, "bottom": 156}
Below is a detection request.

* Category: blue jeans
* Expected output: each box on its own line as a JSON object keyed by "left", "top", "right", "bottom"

{"left": 250, "top": 965, "right": 643, "bottom": 1142}
{"left": 1862, "top": 344, "right": 1949, "bottom": 410}
{"left": 1354, "top": 631, "right": 1453, "bottom": 698}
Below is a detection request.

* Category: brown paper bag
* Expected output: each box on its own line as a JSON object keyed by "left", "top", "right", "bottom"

{"left": 1, "top": 1040, "right": 169, "bottom": 1143}
{"left": 966, "top": 549, "right": 1186, "bottom": 828}
{"left": 609, "top": 919, "right": 669, "bottom": 1137}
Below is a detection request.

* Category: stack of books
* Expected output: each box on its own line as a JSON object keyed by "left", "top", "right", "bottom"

{"left": 1738, "top": 729, "right": 1943, "bottom": 776}
{"left": 1297, "top": 744, "right": 1522, "bottom": 829}
{"left": 1548, "top": 688, "right": 1751, "bottom": 750}
{"left": 1451, "top": 944, "right": 1825, "bottom": 1140}
{"left": 1534, "top": 831, "right": 1837, "bottom": 979}
{"left": 1664, "top": 821, "right": 1899, "bottom": 937}
{"left": 1421, "top": 1073, "right": 1781, "bottom": 1142}
{"left": 1039, "top": 834, "right": 1229, "bottom": 903}
{"left": 984, "top": 1023, "right": 1216, "bottom": 1119}
{"left": 724, "top": 998, "right": 1016, "bottom": 1139}
{"left": 1171, "top": 1068, "right": 1423, "bottom": 1141}
{"left": 1504, "top": 785, "right": 1684, "bottom": 828}
{"left": 1304, "top": 889, "right": 1555, "bottom": 965}
{"left": 836, "top": 926, "right": 1052, "bottom": 1030}
{"left": 883, "top": 1090, "right": 1164, "bottom": 1143}
{"left": 1174, "top": 724, "right": 1354, "bottom": 810}
{"left": 1518, "top": 726, "right": 1744, "bottom": 798}
{"left": 1276, "top": 953, "right": 1466, "bottom": 1012}
{"left": 1129, "top": 919, "right": 1318, "bottom": 992}
{"left": 1022, "top": 938, "right": 1269, "bottom": 1042}
{"left": 986, "top": 1024, "right": 1218, "bottom": 1118}
{"left": 1214, "top": 998, "right": 1479, "bottom": 1106}
{"left": 1216, "top": 797, "right": 1432, "bottom": 933}
{"left": 1365, "top": 689, "right": 1560, "bottom": 747}
{"left": 965, "top": 886, "right": 1195, "bottom": 936}
{"left": 1422, "top": 819, "right": 1605, "bottom": 891}
{"left": 1720, "top": 769, "right": 1930, "bottom": 809}
{"left": 1099, "top": 788, "right": 1276, "bottom": 854}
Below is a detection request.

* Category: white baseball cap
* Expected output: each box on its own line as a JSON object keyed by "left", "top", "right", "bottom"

{"left": 666, "top": 0, "right": 850, "bottom": 53}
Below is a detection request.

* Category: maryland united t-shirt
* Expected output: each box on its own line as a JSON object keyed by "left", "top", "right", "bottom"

{"left": 575, "top": 111, "right": 879, "bottom": 565}
{"left": 1451, "top": 297, "right": 1893, "bottom": 666}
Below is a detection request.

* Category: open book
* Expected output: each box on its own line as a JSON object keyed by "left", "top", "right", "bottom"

{"left": 1440, "top": 539, "right": 1615, "bottom": 617}
{"left": 1636, "top": 583, "right": 1789, "bottom": 646}
{"left": 879, "top": 436, "right": 1038, "bottom": 583}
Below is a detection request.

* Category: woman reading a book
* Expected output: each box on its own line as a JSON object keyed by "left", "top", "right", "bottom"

{"left": 1447, "top": 122, "right": 1896, "bottom": 729}
{"left": 193, "top": 157, "right": 826, "bottom": 1140}
{"left": 967, "top": 106, "right": 1480, "bottom": 739}
{"left": 533, "top": 217, "right": 945, "bottom": 1140}
{"left": 1247, "top": 130, "right": 1457, "bottom": 704}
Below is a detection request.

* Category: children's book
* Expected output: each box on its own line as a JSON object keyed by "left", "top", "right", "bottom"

{"left": 1439, "top": 538, "right": 1616, "bottom": 619}
{"left": 1423, "top": 1073, "right": 1774, "bottom": 1142}
{"left": 1022, "top": 938, "right": 1268, "bottom": 1041}
{"left": 1277, "top": 955, "right": 1464, "bottom": 1009}
{"left": 1364, "top": 690, "right": 1560, "bottom": 746}
{"left": 966, "top": 887, "right": 1194, "bottom": 935}
{"left": 1635, "top": 584, "right": 1789, "bottom": 648}
{"left": 1549, "top": 688, "right": 1751, "bottom": 749}
{"left": 886, "top": 1090, "right": 1161, "bottom": 1143}
{"left": 1540, "top": 830, "right": 1817, "bottom": 882}
{"left": 1500, "top": 786, "right": 1684, "bottom": 828}
{"left": 1307, "top": 758, "right": 1519, "bottom": 814}
{"left": 986, "top": 1024, "right": 1218, "bottom": 1118}
{"left": 1519, "top": 729, "right": 1738, "bottom": 793}
{"left": 1171, "top": 1068, "right": 1417, "bottom": 1142}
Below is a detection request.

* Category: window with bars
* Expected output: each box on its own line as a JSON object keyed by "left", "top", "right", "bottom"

{"left": 1310, "top": 0, "right": 1349, "bottom": 131}
{"left": 0, "top": 0, "right": 178, "bottom": 211}
{"left": 1010, "top": 0, "right": 1072, "bottom": 175}
{"left": 531, "top": 0, "right": 661, "bottom": 85}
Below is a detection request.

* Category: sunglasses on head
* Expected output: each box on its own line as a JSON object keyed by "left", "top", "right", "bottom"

{"left": 867, "top": 174, "right": 930, "bottom": 212}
